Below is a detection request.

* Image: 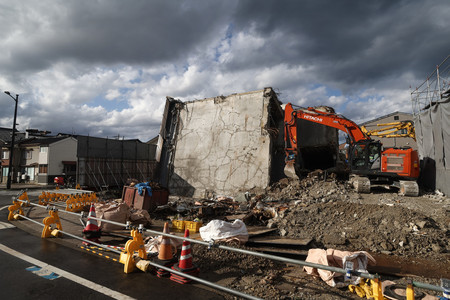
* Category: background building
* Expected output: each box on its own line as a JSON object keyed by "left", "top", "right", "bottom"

{"left": 1, "top": 129, "right": 157, "bottom": 189}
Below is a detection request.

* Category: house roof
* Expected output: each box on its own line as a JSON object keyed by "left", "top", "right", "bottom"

{"left": 0, "top": 127, "right": 16, "bottom": 143}
{"left": 147, "top": 136, "right": 159, "bottom": 144}
{"left": 0, "top": 128, "right": 26, "bottom": 145}
{"left": 19, "top": 136, "right": 69, "bottom": 146}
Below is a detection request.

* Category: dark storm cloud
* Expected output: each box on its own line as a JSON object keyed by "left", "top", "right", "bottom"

{"left": 0, "top": 0, "right": 233, "bottom": 73}
{"left": 0, "top": 0, "right": 449, "bottom": 140}
{"left": 231, "top": 0, "right": 450, "bottom": 89}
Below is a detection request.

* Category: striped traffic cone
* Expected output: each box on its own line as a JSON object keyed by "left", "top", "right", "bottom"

{"left": 170, "top": 229, "right": 199, "bottom": 284}
{"left": 82, "top": 204, "right": 101, "bottom": 245}
{"left": 153, "top": 222, "right": 177, "bottom": 277}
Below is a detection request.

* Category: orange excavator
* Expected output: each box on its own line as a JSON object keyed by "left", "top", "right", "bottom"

{"left": 284, "top": 103, "right": 420, "bottom": 196}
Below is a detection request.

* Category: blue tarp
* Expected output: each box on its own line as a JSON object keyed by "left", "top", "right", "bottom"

{"left": 135, "top": 182, "right": 152, "bottom": 196}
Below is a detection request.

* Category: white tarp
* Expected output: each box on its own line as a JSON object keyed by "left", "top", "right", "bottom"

{"left": 199, "top": 219, "right": 248, "bottom": 243}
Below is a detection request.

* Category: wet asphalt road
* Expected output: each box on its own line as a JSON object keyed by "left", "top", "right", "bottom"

{"left": 0, "top": 190, "right": 225, "bottom": 300}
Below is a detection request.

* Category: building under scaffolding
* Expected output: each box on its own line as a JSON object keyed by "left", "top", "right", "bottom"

{"left": 76, "top": 136, "right": 157, "bottom": 191}
{"left": 411, "top": 55, "right": 450, "bottom": 195}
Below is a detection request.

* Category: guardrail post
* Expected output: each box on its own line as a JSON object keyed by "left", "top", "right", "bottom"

{"left": 65, "top": 196, "right": 76, "bottom": 212}
{"left": 406, "top": 279, "right": 415, "bottom": 300}
{"left": 371, "top": 277, "right": 384, "bottom": 300}
{"left": 42, "top": 209, "right": 63, "bottom": 238}
{"left": 74, "top": 195, "right": 82, "bottom": 211}
{"left": 18, "top": 191, "right": 30, "bottom": 207}
{"left": 120, "top": 226, "right": 147, "bottom": 273}
{"left": 38, "top": 192, "right": 47, "bottom": 205}
{"left": 8, "top": 199, "right": 23, "bottom": 221}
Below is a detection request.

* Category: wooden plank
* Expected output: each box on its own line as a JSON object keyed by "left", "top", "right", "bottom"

{"left": 368, "top": 253, "right": 450, "bottom": 279}
{"left": 249, "top": 247, "right": 309, "bottom": 257}
{"left": 247, "top": 227, "right": 277, "bottom": 237}
{"left": 225, "top": 214, "right": 247, "bottom": 221}
{"left": 248, "top": 237, "right": 312, "bottom": 247}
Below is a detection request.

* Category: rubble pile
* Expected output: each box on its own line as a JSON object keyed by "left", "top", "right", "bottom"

{"left": 145, "top": 175, "right": 449, "bottom": 299}
{"left": 262, "top": 177, "right": 448, "bottom": 261}
{"left": 264, "top": 176, "right": 356, "bottom": 204}
{"left": 270, "top": 201, "right": 447, "bottom": 260}
{"left": 150, "top": 175, "right": 448, "bottom": 263}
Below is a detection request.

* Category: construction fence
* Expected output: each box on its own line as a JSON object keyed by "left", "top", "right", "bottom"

{"left": 76, "top": 136, "right": 158, "bottom": 190}
{"left": 412, "top": 55, "right": 450, "bottom": 195}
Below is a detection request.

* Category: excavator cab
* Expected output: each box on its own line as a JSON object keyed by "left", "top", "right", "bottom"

{"left": 349, "top": 140, "right": 382, "bottom": 173}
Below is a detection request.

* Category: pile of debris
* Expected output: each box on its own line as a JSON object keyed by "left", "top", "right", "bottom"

{"left": 89, "top": 173, "right": 448, "bottom": 299}
{"left": 151, "top": 174, "right": 448, "bottom": 263}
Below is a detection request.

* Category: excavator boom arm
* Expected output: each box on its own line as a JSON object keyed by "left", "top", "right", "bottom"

{"left": 360, "top": 121, "right": 416, "bottom": 140}
{"left": 284, "top": 103, "right": 369, "bottom": 147}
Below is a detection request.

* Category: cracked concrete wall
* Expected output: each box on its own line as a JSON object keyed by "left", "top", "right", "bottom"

{"left": 168, "top": 88, "right": 281, "bottom": 198}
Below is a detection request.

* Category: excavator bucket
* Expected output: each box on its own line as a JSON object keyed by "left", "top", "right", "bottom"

{"left": 284, "top": 161, "right": 299, "bottom": 179}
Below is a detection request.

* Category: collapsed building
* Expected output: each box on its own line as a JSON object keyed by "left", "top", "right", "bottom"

{"left": 156, "top": 87, "right": 340, "bottom": 198}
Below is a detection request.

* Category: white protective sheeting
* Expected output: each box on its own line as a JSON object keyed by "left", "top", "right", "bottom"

{"left": 414, "top": 100, "right": 450, "bottom": 195}
{"left": 199, "top": 219, "right": 248, "bottom": 243}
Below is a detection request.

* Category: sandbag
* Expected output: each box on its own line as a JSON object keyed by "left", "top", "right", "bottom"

{"left": 94, "top": 202, "right": 130, "bottom": 231}
{"left": 303, "top": 248, "right": 376, "bottom": 287}
{"left": 129, "top": 208, "right": 152, "bottom": 226}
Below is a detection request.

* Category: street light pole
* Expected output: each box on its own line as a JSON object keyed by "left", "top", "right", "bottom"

{"left": 4, "top": 91, "right": 19, "bottom": 190}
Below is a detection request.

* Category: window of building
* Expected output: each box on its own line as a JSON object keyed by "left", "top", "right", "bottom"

{"left": 1, "top": 150, "right": 9, "bottom": 159}
{"left": 40, "top": 146, "right": 48, "bottom": 153}
{"left": 39, "top": 164, "right": 48, "bottom": 174}
{"left": 2, "top": 167, "right": 9, "bottom": 177}
{"left": 25, "top": 167, "right": 35, "bottom": 181}
{"left": 394, "top": 116, "right": 399, "bottom": 120}
{"left": 23, "top": 150, "right": 32, "bottom": 160}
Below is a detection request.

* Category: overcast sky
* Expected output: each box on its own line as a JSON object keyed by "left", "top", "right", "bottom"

{"left": 0, "top": 0, "right": 449, "bottom": 141}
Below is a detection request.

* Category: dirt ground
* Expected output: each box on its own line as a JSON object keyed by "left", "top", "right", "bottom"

{"left": 161, "top": 176, "right": 449, "bottom": 299}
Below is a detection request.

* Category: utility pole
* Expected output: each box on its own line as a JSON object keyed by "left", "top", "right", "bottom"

{"left": 4, "top": 91, "right": 19, "bottom": 190}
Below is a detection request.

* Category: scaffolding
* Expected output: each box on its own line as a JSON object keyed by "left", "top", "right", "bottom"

{"left": 411, "top": 55, "right": 450, "bottom": 115}
{"left": 411, "top": 55, "right": 450, "bottom": 195}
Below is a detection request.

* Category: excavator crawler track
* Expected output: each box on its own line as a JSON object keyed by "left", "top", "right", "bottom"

{"left": 399, "top": 180, "right": 419, "bottom": 197}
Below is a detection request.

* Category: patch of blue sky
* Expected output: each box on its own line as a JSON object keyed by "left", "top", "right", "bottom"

{"left": 90, "top": 94, "right": 129, "bottom": 111}
{"left": 130, "top": 77, "right": 142, "bottom": 84}
{"left": 129, "top": 69, "right": 143, "bottom": 83}
{"left": 213, "top": 23, "right": 234, "bottom": 62}
{"left": 310, "top": 83, "right": 342, "bottom": 97}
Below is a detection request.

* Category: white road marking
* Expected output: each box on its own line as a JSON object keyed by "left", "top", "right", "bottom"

{"left": 0, "top": 243, "right": 136, "bottom": 300}
{"left": 0, "top": 221, "right": 15, "bottom": 229}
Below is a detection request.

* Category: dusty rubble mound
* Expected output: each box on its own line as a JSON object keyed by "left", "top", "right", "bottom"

{"left": 155, "top": 176, "right": 448, "bottom": 262}
{"left": 264, "top": 177, "right": 449, "bottom": 261}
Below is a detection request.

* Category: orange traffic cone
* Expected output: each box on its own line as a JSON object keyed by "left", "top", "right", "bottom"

{"left": 154, "top": 222, "right": 177, "bottom": 277}
{"left": 82, "top": 204, "right": 101, "bottom": 245}
{"left": 170, "top": 229, "right": 199, "bottom": 284}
